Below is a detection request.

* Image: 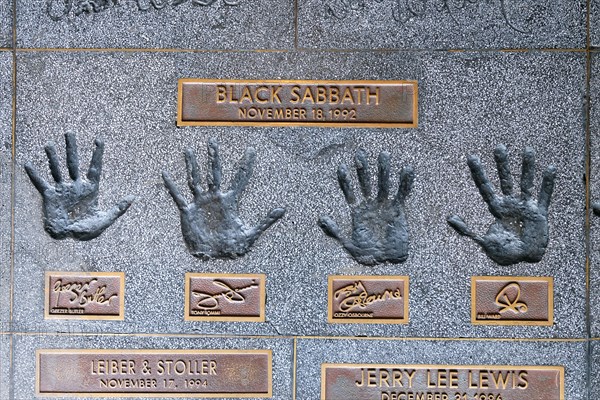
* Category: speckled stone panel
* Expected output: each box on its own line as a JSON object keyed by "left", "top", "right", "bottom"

{"left": 16, "top": 0, "right": 294, "bottom": 49}
{"left": 0, "top": 1, "right": 11, "bottom": 47}
{"left": 297, "top": 0, "right": 586, "bottom": 50}
{"left": 0, "top": 51, "right": 12, "bottom": 329}
{"left": 0, "top": 334, "right": 10, "bottom": 399}
{"left": 592, "top": 0, "right": 600, "bottom": 48}
{"left": 11, "top": 334, "right": 293, "bottom": 400}
{"left": 13, "top": 51, "right": 585, "bottom": 340}
{"left": 592, "top": 341, "right": 600, "bottom": 399}
{"left": 590, "top": 51, "right": 600, "bottom": 338}
{"left": 295, "top": 338, "right": 587, "bottom": 400}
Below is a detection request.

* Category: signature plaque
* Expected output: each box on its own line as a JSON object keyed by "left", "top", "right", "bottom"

{"left": 471, "top": 277, "right": 553, "bottom": 326}
{"left": 184, "top": 273, "right": 266, "bottom": 322}
{"left": 321, "top": 364, "right": 564, "bottom": 400}
{"left": 37, "top": 349, "right": 272, "bottom": 397}
{"left": 45, "top": 272, "right": 124, "bottom": 320}
{"left": 328, "top": 275, "right": 409, "bottom": 324}
{"left": 178, "top": 79, "right": 417, "bottom": 128}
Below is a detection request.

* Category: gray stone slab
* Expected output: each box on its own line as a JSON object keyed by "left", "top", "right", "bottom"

{"left": 0, "top": 51, "right": 12, "bottom": 329}
{"left": 295, "top": 338, "right": 587, "bottom": 400}
{"left": 590, "top": 51, "right": 600, "bottom": 338}
{"left": 16, "top": 0, "right": 294, "bottom": 49}
{"left": 14, "top": 51, "right": 585, "bottom": 339}
{"left": 0, "top": 334, "right": 10, "bottom": 399}
{"left": 0, "top": 1, "right": 11, "bottom": 47}
{"left": 11, "top": 334, "right": 293, "bottom": 400}
{"left": 298, "top": 0, "right": 586, "bottom": 50}
{"left": 592, "top": 341, "right": 600, "bottom": 399}
{"left": 592, "top": 0, "right": 600, "bottom": 48}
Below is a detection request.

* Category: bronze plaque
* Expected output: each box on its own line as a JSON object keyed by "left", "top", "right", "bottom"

{"left": 184, "top": 273, "right": 266, "bottom": 322}
{"left": 45, "top": 272, "right": 125, "bottom": 320}
{"left": 328, "top": 275, "right": 409, "bottom": 324}
{"left": 178, "top": 79, "right": 417, "bottom": 128}
{"left": 321, "top": 364, "right": 564, "bottom": 400}
{"left": 36, "top": 349, "right": 272, "bottom": 398}
{"left": 471, "top": 277, "right": 553, "bottom": 326}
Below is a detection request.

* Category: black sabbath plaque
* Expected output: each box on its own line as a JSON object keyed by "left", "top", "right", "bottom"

{"left": 321, "top": 364, "right": 564, "bottom": 400}
{"left": 36, "top": 349, "right": 272, "bottom": 397}
{"left": 178, "top": 79, "right": 417, "bottom": 127}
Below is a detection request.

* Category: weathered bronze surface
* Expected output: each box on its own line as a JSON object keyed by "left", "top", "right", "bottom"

{"left": 184, "top": 273, "right": 266, "bottom": 322}
{"left": 45, "top": 272, "right": 124, "bottom": 320}
{"left": 328, "top": 276, "right": 409, "bottom": 324}
{"left": 178, "top": 79, "right": 417, "bottom": 127}
{"left": 322, "top": 364, "right": 564, "bottom": 400}
{"left": 37, "top": 349, "right": 272, "bottom": 397}
{"left": 471, "top": 276, "right": 553, "bottom": 326}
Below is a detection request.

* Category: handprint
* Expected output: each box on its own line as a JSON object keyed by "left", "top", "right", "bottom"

{"left": 24, "top": 133, "right": 135, "bottom": 241}
{"left": 593, "top": 202, "right": 600, "bottom": 217}
{"left": 318, "top": 149, "right": 415, "bottom": 266}
{"left": 447, "top": 145, "right": 556, "bottom": 266}
{"left": 162, "top": 138, "right": 285, "bottom": 259}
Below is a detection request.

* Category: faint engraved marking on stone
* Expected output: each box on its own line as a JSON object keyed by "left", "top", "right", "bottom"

{"left": 325, "top": 0, "right": 533, "bottom": 34}
{"left": 328, "top": 275, "right": 408, "bottom": 324}
{"left": 319, "top": 149, "right": 414, "bottom": 265}
{"left": 178, "top": 79, "right": 417, "bottom": 128}
{"left": 162, "top": 138, "right": 285, "bottom": 260}
{"left": 37, "top": 349, "right": 272, "bottom": 397}
{"left": 184, "top": 273, "right": 265, "bottom": 322}
{"left": 447, "top": 144, "right": 556, "bottom": 266}
{"left": 471, "top": 276, "right": 553, "bottom": 326}
{"left": 25, "top": 132, "right": 135, "bottom": 241}
{"left": 46, "top": 0, "right": 240, "bottom": 21}
{"left": 322, "top": 364, "right": 564, "bottom": 400}
{"left": 45, "top": 272, "right": 125, "bottom": 320}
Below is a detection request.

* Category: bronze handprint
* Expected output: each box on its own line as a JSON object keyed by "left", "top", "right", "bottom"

{"left": 24, "top": 133, "right": 135, "bottom": 241}
{"left": 162, "top": 138, "right": 285, "bottom": 259}
{"left": 447, "top": 144, "right": 556, "bottom": 266}
{"left": 318, "top": 149, "right": 415, "bottom": 266}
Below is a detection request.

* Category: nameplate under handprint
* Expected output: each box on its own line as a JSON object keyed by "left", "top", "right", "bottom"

{"left": 328, "top": 275, "right": 409, "bottom": 324}
{"left": 471, "top": 276, "right": 553, "bottom": 326}
{"left": 184, "top": 273, "right": 266, "bottom": 322}
{"left": 45, "top": 272, "right": 124, "bottom": 320}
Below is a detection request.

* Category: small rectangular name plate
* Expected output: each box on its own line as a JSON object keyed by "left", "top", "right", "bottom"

{"left": 178, "top": 79, "right": 417, "bottom": 128}
{"left": 184, "top": 273, "right": 266, "bottom": 322}
{"left": 328, "top": 275, "right": 409, "bottom": 324}
{"left": 321, "top": 364, "right": 564, "bottom": 400}
{"left": 45, "top": 272, "right": 125, "bottom": 320}
{"left": 471, "top": 276, "right": 553, "bottom": 326}
{"left": 36, "top": 349, "right": 272, "bottom": 398}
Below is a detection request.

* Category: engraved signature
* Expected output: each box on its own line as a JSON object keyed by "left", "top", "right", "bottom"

{"left": 326, "top": 0, "right": 532, "bottom": 34}
{"left": 495, "top": 282, "right": 528, "bottom": 314}
{"left": 53, "top": 279, "right": 117, "bottom": 307}
{"left": 334, "top": 281, "right": 402, "bottom": 312}
{"left": 47, "top": 0, "right": 240, "bottom": 21}
{"left": 192, "top": 279, "right": 258, "bottom": 310}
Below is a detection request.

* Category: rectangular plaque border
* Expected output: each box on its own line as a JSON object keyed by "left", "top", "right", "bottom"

{"left": 320, "top": 363, "right": 565, "bottom": 400}
{"left": 44, "top": 271, "right": 125, "bottom": 321}
{"left": 184, "top": 273, "right": 266, "bottom": 322}
{"left": 36, "top": 349, "right": 273, "bottom": 398}
{"left": 177, "top": 78, "right": 418, "bottom": 128}
{"left": 327, "top": 275, "right": 409, "bottom": 325}
{"left": 470, "top": 276, "right": 554, "bottom": 326}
